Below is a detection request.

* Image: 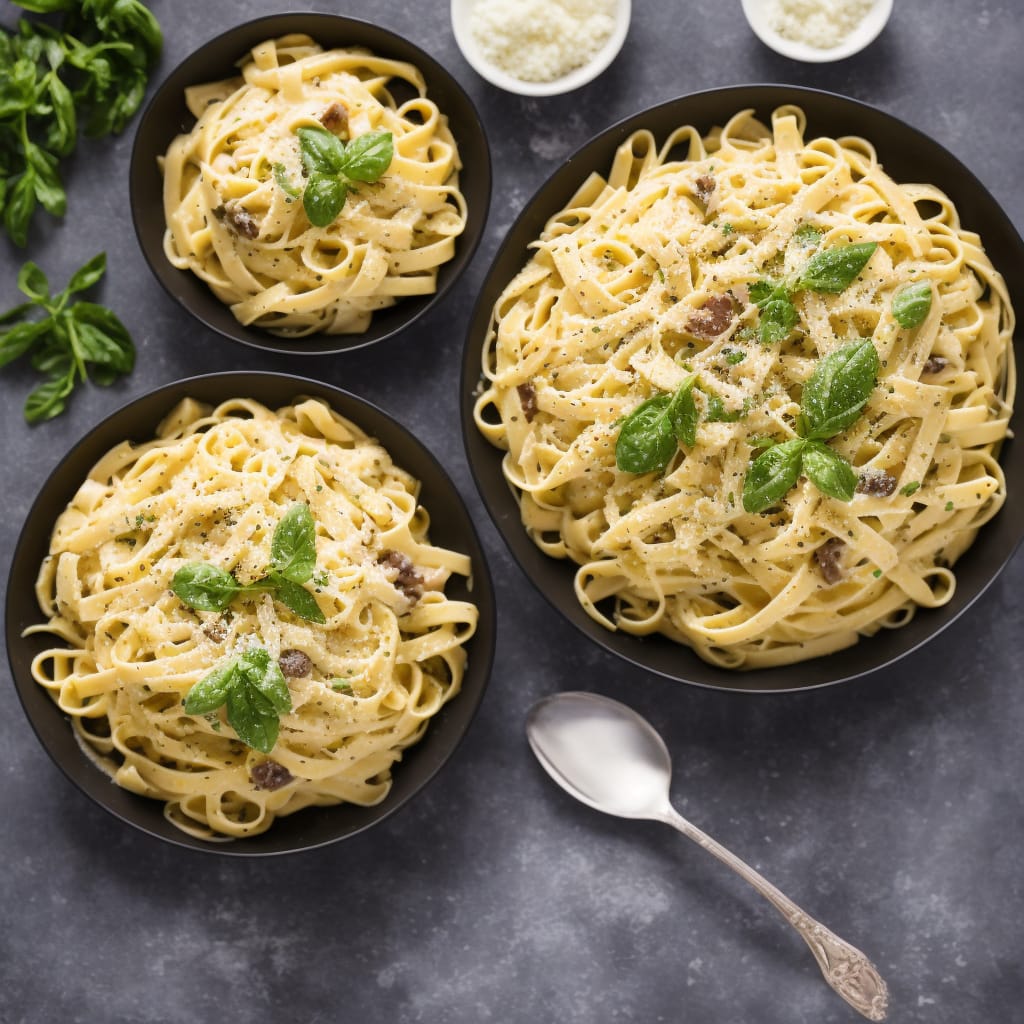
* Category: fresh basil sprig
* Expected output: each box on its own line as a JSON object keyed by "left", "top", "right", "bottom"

{"left": 0, "top": 252, "right": 134, "bottom": 421}
{"left": 615, "top": 375, "right": 699, "bottom": 474}
{"left": 892, "top": 281, "right": 933, "bottom": 329}
{"left": 289, "top": 126, "right": 394, "bottom": 227}
{"left": 751, "top": 241, "right": 878, "bottom": 345}
{"left": 184, "top": 646, "right": 292, "bottom": 754}
{"left": 172, "top": 504, "right": 327, "bottom": 624}
{"left": 0, "top": 0, "right": 162, "bottom": 244}
{"left": 742, "top": 340, "right": 879, "bottom": 513}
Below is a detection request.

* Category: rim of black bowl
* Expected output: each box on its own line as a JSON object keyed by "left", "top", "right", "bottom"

{"left": 460, "top": 83, "right": 1024, "bottom": 694}
{"left": 6, "top": 372, "right": 496, "bottom": 855}
{"left": 129, "top": 13, "right": 492, "bottom": 356}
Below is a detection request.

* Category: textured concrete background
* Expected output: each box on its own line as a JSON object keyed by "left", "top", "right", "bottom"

{"left": 2, "top": 1, "right": 1022, "bottom": 1022}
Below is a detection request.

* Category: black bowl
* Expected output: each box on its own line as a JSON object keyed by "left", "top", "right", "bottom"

{"left": 6, "top": 372, "right": 496, "bottom": 854}
{"left": 130, "top": 13, "right": 491, "bottom": 356}
{"left": 460, "top": 84, "right": 1024, "bottom": 693}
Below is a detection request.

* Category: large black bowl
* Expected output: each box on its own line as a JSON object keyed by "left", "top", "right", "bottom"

{"left": 6, "top": 373, "right": 496, "bottom": 854}
{"left": 460, "top": 84, "right": 1024, "bottom": 693}
{"left": 130, "top": 13, "right": 491, "bottom": 356}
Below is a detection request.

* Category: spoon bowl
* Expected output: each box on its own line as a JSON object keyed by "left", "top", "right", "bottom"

{"left": 527, "top": 691, "right": 673, "bottom": 819}
{"left": 526, "top": 691, "right": 889, "bottom": 1021}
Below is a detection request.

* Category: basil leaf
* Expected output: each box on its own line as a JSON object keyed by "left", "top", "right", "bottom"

{"left": 302, "top": 172, "right": 347, "bottom": 227}
{"left": 70, "top": 302, "right": 135, "bottom": 372}
{"left": 24, "top": 369, "right": 73, "bottom": 422}
{"left": 17, "top": 261, "right": 49, "bottom": 302}
{"left": 270, "top": 504, "right": 317, "bottom": 583}
{"left": 0, "top": 302, "right": 33, "bottom": 326}
{"left": 800, "top": 340, "right": 879, "bottom": 441}
{"left": 666, "top": 375, "right": 699, "bottom": 448}
{"left": 183, "top": 660, "right": 237, "bottom": 715}
{"left": 758, "top": 296, "right": 799, "bottom": 345}
{"left": 273, "top": 162, "right": 302, "bottom": 200}
{"left": 238, "top": 647, "right": 292, "bottom": 716}
{"left": 27, "top": 145, "right": 66, "bottom": 216}
{"left": 801, "top": 441, "right": 857, "bottom": 501}
{"left": 226, "top": 683, "right": 280, "bottom": 754}
{"left": 0, "top": 321, "right": 50, "bottom": 368}
{"left": 796, "top": 242, "right": 877, "bottom": 294}
{"left": 297, "top": 126, "right": 347, "bottom": 175}
{"left": 3, "top": 173, "right": 37, "bottom": 248}
{"left": 337, "top": 130, "right": 394, "bottom": 182}
{"left": 66, "top": 252, "right": 106, "bottom": 294}
{"left": 272, "top": 576, "right": 326, "bottom": 624}
{"left": 892, "top": 281, "right": 933, "bottom": 329}
{"left": 742, "top": 438, "right": 807, "bottom": 514}
{"left": 171, "top": 563, "right": 240, "bottom": 612}
{"left": 615, "top": 375, "right": 700, "bottom": 474}
{"left": 47, "top": 75, "right": 77, "bottom": 157}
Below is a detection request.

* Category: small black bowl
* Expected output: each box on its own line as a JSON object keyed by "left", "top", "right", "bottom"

{"left": 130, "top": 13, "right": 491, "bottom": 356}
{"left": 6, "top": 372, "right": 496, "bottom": 854}
{"left": 460, "top": 84, "right": 1024, "bottom": 693}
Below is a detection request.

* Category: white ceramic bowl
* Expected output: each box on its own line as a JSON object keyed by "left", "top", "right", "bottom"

{"left": 450, "top": 0, "right": 631, "bottom": 97}
{"left": 741, "top": 0, "right": 893, "bottom": 62}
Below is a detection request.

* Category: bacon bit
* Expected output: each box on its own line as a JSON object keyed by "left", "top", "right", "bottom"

{"left": 319, "top": 102, "right": 349, "bottom": 134}
{"left": 693, "top": 175, "right": 716, "bottom": 205}
{"left": 202, "top": 620, "right": 228, "bottom": 643}
{"left": 923, "top": 355, "right": 948, "bottom": 375}
{"left": 686, "top": 294, "right": 734, "bottom": 339}
{"left": 250, "top": 760, "right": 293, "bottom": 791}
{"left": 379, "top": 550, "right": 424, "bottom": 603}
{"left": 278, "top": 649, "right": 313, "bottom": 678}
{"left": 856, "top": 469, "right": 898, "bottom": 497}
{"left": 517, "top": 382, "right": 538, "bottom": 422}
{"left": 813, "top": 538, "right": 846, "bottom": 585}
{"left": 213, "top": 201, "right": 258, "bottom": 239}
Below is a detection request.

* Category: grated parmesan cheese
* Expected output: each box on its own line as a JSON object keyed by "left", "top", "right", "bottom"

{"left": 766, "top": 0, "right": 874, "bottom": 50}
{"left": 469, "top": 0, "right": 616, "bottom": 83}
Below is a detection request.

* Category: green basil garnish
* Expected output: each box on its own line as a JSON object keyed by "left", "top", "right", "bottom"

{"left": 291, "top": 126, "right": 394, "bottom": 227}
{"left": 615, "top": 375, "right": 698, "bottom": 474}
{"left": 742, "top": 438, "right": 807, "bottom": 514}
{"left": 184, "top": 646, "right": 292, "bottom": 754}
{"left": 799, "top": 339, "right": 880, "bottom": 441}
{"left": 800, "top": 441, "right": 858, "bottom": 502}
{"left": 795, "top": 242, "right": 878, "bottom": 293}
{"left": 751, "top": 241, "right": 878, "bottom": 345}
{"left": 741, "top": 340, "right": 879, "bottom": 513}
{"left": 892, "top": 281, "right": 933, "bottom": 329}
{"left": 172, "top": 504, "right": 325, "bottom": 623}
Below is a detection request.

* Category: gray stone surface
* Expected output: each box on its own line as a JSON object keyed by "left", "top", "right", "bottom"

{"left": 1, "top": 1, "right": 1022, "bottom": 1022}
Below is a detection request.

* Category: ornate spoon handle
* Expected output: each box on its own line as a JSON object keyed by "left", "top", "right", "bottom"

{"left": 659, "top": 806, "right": 889, "bottom": 1021}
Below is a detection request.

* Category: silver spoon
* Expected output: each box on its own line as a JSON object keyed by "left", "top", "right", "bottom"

{"left": 526, "top": 690, "right": 889, "bottom": 1021}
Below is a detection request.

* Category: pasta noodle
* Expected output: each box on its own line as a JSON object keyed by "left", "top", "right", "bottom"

{"left": 28, "top": 396, "right": 478, "bottom": 839}
{"left": 162, "top": 34, "right": 467, "bottom": 336}
{"left": 475, "top": 105, "right": 1015, "bottom": 669}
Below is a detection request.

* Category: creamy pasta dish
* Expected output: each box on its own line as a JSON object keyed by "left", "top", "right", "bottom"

{"left": 162, "top": 34, "right": 467, "bottom": 336}
{"left": 28, "top": 396, "right": 478, "bottom": 839}
{"left": 475, "top": 105, "right": 1015, "bottom": 669}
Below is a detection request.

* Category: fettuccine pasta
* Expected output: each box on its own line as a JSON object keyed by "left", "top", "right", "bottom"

{"left": 28, "top": 396, "right": 478, "bottom": 839}
{"left": 162, "top": 34, "right": 467, "bottom": 335}
{"left": 475, "top": 105, "right": 1015, "bottom": 669}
